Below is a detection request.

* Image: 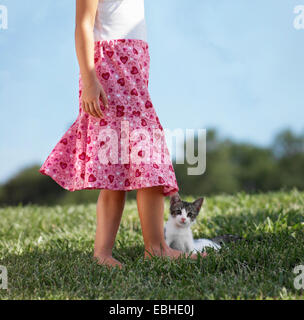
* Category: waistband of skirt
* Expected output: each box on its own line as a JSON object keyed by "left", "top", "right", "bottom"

{"left": 94, "top": 38, "right": 149, "bottom": 49}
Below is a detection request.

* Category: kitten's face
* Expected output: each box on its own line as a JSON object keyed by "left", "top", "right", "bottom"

{"left": 169, "top": 193, "right": 204, "bottom": 228}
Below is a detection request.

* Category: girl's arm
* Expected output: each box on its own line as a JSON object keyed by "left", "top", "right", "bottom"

{"left": 75, "top": 0, "right": 108, "bottom": 118}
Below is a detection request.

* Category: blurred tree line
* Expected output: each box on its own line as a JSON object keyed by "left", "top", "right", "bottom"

{"left": 174, "top": 128, "right": 304, "bottom": 196}
{"left": 0, "top": 128, "right": 303, "bottom": 206}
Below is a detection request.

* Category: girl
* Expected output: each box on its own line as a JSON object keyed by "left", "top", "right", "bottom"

{"left": 39, "top": 0, "right": 206, "bottom": 268}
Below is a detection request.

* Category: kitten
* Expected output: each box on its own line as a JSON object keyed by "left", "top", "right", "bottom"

{"left": 164, "top": 193, "right": 241, "bottom": 253}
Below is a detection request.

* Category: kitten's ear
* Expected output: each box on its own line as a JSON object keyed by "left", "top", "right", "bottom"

{"left": 193, "top": 197, "right": 204, "bottom": 213}
{"left": 170, "top": 193, "right": 181, "bottom": 206}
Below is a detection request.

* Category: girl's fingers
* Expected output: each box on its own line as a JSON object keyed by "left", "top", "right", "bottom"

{"left": 100, "top": 89, "right": 109, "bottom": 109}
{"left": 85, "top": 102, "right": 93, "bottom": 117}
{"left": 82, "top": 98, "right": 104, "bottom": 118}
{"left": 93, "top": 100, "right": 103, "bottom": 118}
{"left": 88, "top": 102, "right": 99, "bottom": 118}
{"left": 82, "top": 100, "right": 88, "bottom": 113}
{"left": 84, "top": 101, "right": 92, "bottom": 116}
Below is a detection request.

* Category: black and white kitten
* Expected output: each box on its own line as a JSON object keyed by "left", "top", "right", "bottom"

{"left": 164, "top": 193, "right": 241, "bottom": 253}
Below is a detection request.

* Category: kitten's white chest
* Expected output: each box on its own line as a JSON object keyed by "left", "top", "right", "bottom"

{"left": 164, "top": 220, "right": 194, "bottom": 252}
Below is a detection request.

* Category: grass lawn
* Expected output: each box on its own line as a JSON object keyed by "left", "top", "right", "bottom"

{"left": 0, "top": 189, "right": 304, "bottom": 300}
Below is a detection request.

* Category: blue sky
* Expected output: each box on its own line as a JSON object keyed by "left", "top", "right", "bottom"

{"left": 0, "top": 0, "right": 303, "bottom": 184}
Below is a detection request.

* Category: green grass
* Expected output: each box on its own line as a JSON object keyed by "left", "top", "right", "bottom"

{"left": 1, "top": 189, "right": 304, "bottom": 300}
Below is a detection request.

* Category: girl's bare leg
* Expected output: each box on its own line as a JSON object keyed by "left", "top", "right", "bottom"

{"left": 136, "top": 186, "right": 207, "bottom": 259}
{"left": 93, "top": 189, "right": 126, "bottom": 268}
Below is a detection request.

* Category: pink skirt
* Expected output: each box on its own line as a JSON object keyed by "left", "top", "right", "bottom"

{"left": 39, "top": 39, "right": 179, "bottom": 196}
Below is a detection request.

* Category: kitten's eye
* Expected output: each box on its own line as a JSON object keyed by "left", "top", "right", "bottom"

{"left": 174, "top": 210, "right": 182, "bottom": 215}
{"left": 187, "top": 212, "right": 195, "bottom": 218}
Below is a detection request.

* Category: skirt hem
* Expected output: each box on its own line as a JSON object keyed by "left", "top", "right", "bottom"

{"left": 39, "top": 168, "right": 178, "bottom": 197}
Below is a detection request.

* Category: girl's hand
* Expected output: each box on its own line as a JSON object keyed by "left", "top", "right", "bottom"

{"left": 81, "top": 77, "right": 109, "bottom": 118}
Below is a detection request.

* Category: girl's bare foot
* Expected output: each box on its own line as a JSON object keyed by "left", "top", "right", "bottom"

{"left": 93, "top": 254, "right": 123, "bottom": 269}
{"left": 144, "top": 245, "right": 207, "bottom": 260}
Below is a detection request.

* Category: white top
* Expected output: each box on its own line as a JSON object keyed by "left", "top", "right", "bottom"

{"left": 94, "top": 0, "right": 147, "bottom": 42}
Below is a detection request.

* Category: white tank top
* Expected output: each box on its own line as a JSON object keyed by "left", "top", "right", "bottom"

{"left": 93, "top": 0, "right": 147, "bottom": 42}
